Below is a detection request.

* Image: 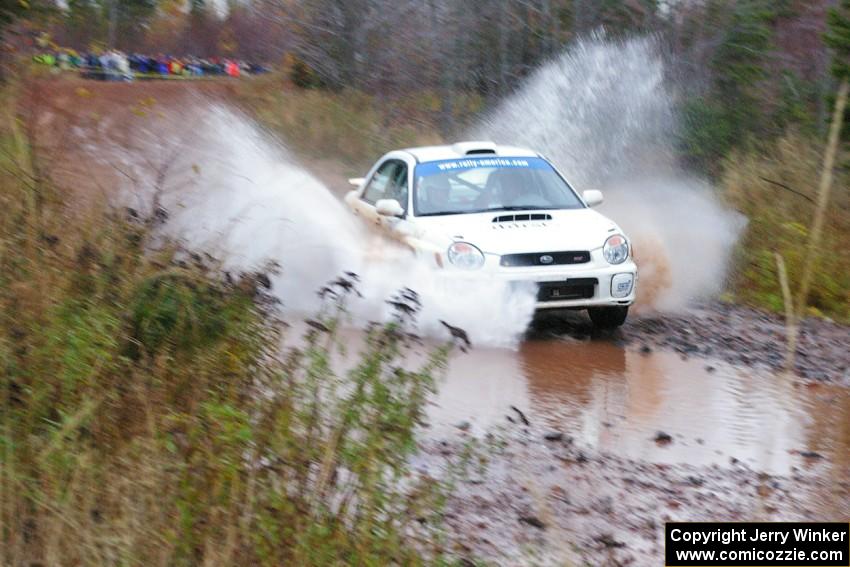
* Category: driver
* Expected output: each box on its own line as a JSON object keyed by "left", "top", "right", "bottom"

{"left": 420, "top": 176, "right": 451, "bottom": 213}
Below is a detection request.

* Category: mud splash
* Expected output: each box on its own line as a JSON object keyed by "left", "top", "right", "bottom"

{"left": 41, "top": 88, "right": 536, "bottom": 345}
{"left": 475, "top": 36, "right": 745, "bottom": 310}
{"left": 153, "top": 105, "right": 536, "bottom": 344}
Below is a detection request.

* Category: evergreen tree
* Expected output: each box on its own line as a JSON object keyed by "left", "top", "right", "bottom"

{"left": 64, "top": 0, "right": 106, "bottom": 49}
{"left": 101, "top": 0, "right": 157, "bottom": 50}
{"left": 825, "top": 0, "right": 850, "bottom": 80}
{"left": 824, "top": 0, "right": 850, "bottom": 142}
{"left": 1, "top": 0, "right": 27, "bottom": 31}
{"left": 710, "top": 0, "right": 775, "bottom": 140}
{"left": 598, "top": 0, "right": 659, "bottom": 34}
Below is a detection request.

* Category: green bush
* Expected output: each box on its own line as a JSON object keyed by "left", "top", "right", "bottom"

{"left": 679, "top": 96, "right": 734, "bottom": 176}
{"left": 128, "top": 271, "right": 254, "bottom": 356}
{"left": 290, "top": 57, "right": 323, "bottom": 89}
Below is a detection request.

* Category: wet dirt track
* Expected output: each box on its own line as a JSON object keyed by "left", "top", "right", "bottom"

{"left": 431, "top": 333, "right": 849, "bottom": 473}
{"left": 421, "top": 307, "right": 849, "bottom": 565}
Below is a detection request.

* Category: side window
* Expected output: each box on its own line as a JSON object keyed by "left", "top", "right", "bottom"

{"left": 385, "top": 162, "right": 409, "bottom": 212}
{"left": 363, "top": 161, "right": 399, "bottom": 204}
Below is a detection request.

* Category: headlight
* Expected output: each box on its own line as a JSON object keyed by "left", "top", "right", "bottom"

{"left": 603, "top": 234, "right": 629, "bottom": 264}
{"left": 447, "top": 242, "right": 485, "bottom": 270}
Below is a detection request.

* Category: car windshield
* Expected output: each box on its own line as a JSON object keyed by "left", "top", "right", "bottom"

{"left": 413, "top": 156, "right": 584, "bottom": 216}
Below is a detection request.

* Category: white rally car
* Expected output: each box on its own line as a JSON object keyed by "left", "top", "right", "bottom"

{"left": 344, "top": 142, "right": 637, "bottom": 328}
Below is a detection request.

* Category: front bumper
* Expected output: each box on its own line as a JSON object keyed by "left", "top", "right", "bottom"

{"left": 505, "top": 263, "right": 637, "bottom": 310}
{"left": 446, "top": 249, "right": 637, "bottom": 310}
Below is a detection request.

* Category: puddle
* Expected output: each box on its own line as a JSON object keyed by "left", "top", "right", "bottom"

{"left": 429, "top": 336, "right": 850, "bottom": 477}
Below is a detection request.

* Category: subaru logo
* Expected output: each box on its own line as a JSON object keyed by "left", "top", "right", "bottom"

{"left": 539, "top": 254, "right": 554, "bottom": 265}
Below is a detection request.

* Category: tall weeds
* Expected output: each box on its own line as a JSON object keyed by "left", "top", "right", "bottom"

{"left": 720, "top": 129, "right": 850, "bottom": 322}
{"left": 0, "top": 78, "right": 460, "bottom": 566}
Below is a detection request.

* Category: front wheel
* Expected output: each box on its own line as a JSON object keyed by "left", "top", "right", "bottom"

{"left": 587, "top": 306, "right": 629, "bottom": 329}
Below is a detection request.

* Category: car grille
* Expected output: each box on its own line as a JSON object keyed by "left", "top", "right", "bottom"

{"left": 500, "top": 250, "right": 591, "bottom": 267}
{"left": 536, "top": 278, "right": 597, "bottom": 302}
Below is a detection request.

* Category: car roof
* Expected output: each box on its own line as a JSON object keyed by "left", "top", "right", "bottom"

{"left": 401, "top": 141, "right": 541, "bottom": 163}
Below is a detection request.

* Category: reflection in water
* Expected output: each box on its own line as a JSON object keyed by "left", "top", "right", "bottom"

{"left": 429, "top": 337, "right": 850, "bottom": 477}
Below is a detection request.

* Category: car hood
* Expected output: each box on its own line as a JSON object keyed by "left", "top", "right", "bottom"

{"left": 411, "top": 208, "right": 622, "bottom": 255}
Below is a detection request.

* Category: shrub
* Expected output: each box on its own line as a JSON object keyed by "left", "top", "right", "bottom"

{"left": 290, "top": 57, "right": 323, "bottom": 90}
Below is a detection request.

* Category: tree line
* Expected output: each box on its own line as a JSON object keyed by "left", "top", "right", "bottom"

{"left": 3, "top": 0, "right": 849, "bottom": 172}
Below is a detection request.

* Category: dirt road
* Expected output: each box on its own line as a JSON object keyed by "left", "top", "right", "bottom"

{"left": 423, "top": 307, "right": 849, "bottom": 564}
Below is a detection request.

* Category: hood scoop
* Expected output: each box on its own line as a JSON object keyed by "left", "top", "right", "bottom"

{"left": 492, "top": 213, "right": 552, "bottom": 223}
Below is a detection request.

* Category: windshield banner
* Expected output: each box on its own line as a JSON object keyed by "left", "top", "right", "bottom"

{"left": 416, "top": 156, "right": 550, "bottom": 176}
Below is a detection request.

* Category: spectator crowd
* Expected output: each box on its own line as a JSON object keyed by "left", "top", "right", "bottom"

{"left": 33, "top": 49, "right": 270, "bottom": 81}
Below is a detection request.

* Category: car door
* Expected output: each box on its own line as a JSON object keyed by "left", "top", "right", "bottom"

{"left": 378, "top": 161, "right": 410, "bottom": 235}
{"left": 354, "top": 158, "right": 409, "bottom": 235}
{"left": 352, "top": 159, "right": 396, "bottom": 224}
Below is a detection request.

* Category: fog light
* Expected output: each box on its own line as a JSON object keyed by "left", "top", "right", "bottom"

{"left": 611, "top": 273, "right": 634, "bottom": 298}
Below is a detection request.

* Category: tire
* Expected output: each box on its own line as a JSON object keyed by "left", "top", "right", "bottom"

{"left": 587, "top": 306, "right": 629, "bottom": 329}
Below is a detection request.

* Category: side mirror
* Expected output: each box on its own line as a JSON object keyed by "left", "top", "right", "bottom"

{"left": 583, "top": 189, "right": 604, "bottom": 207}
{"left": 348, "top": 177, "right": 365, "bottom": 188}
{"left": 375, "top": 199, "right": 404, "bottom": 217}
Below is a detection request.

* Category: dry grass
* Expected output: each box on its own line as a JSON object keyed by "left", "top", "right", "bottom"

{"left": 720, "top": 131, "right": 850, "bottom": 321}
{"left": 235, "top": 74, "right": 484, "bottom": 171}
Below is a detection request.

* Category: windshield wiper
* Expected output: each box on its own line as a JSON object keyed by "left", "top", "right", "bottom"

{"left": 480, "top": 205, "right": 553, "bottom": 212}
{"left": 417, "top": 206, "right": 554, "bottom": 217}
{"left": 416, "top": 210, "right": 473, "bottom": 217}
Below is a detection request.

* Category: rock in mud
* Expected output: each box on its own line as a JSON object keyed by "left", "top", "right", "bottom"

{"left": 254, "top": 272, "right": 272, "bottom": 289}
{"left": 653, "top": 431, "right": 673, "bottom": 445}
{"left": 594, "top": 533, "right": 626, "bottom": 548}
{"left": 625, "top": 301, "right": 850, "bottom": 385}
{"left": 686, "top": 475, "right": 705, "bottom": 487}
{"left": 518, "top": 515, "right": 546, "bottom": 529}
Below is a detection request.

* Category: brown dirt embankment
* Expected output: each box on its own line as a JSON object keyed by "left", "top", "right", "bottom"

{"left": 21, "top": 78, "right": 237, "bottom": 207}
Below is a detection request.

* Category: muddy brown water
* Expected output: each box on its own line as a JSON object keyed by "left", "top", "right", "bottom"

{"left": 308, "top": 318, "right": 848, "bottom": 483}
{"left": 427, "top": 335, "right": 849, "bottom": 478}
{"left": 422, "top": 332, "right": 850, "bottom": 563}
